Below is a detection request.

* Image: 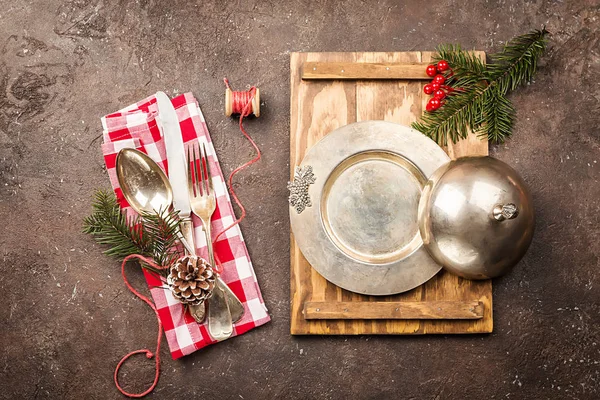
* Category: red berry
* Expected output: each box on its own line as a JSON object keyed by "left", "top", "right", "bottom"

{"left": 437, "top": 60, "right": 449, "bottom": 71}
{"left": 426, "top": 65, "right": 437, "bottom": 77}
{"left": 433, "top": 74, "right": 445, "bottom": 85}
{"left": 434, "top": 89, "right": 446, "bottom": 100}
{"left": 431, "top": 82, "right": 441, "bottom": 91}
{"left": 427, "top": 98, "right": 441, "bottom": 112}
{"left": 423, "top": 84, "right": 434, "bottom": 95}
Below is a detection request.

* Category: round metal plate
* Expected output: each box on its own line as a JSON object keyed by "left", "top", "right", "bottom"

{"left": 290, "top": 121, "right": 450, "bottom": 295}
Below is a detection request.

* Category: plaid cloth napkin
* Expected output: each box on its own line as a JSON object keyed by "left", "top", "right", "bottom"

{"left": 100, "top": 93, "right": 270, "bottom": 359}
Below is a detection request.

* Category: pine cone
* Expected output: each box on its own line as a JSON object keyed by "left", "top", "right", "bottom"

{"left": 167, "top": 255, "right": 216, "bottom": 306}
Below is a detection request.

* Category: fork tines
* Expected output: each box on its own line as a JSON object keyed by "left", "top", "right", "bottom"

{"left": 187, "top": 141, "right": 214, "bottom": 198}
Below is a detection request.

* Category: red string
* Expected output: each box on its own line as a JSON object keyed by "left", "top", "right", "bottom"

{"left": 114, "top": 254, "right": 170, "bottom": 398}
{"left": 212, "top": 79, "right": 261, "bottom": 271}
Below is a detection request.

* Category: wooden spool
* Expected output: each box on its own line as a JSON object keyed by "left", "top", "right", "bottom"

{"left": 225, "top": 87, "right": 260, "bottom": 117}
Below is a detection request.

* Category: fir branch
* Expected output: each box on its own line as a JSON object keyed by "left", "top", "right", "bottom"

{"left": 141, "top": 209, "right": 182, "bottom": 268}
{"left": 484, "top": 87, "right": 516, "bottom": 143}
{"left": 412, "top": 82, "right": 488, "bottom": 145}
{"left": 488, "top": 27, "right": 548, "bottom": 93}
{"left": 83, "top": 190, "right": 183, "bottom": 271}
{"left": 412, "top": 28, "right": 549, "bottom": 144}
{"left": 83, "top": 190, "right": 150, "bottom": 259}
{"left": 434, "top": 44, "right": 486, "bottom": 80}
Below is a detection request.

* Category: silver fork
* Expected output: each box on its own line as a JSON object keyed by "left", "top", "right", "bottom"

{"left": 188, "top": 142, "right": 233, "bottom": 341}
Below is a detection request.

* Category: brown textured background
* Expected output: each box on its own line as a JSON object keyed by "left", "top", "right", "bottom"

{"left": 0, "top": 1, "right": 598, "bottom": 399}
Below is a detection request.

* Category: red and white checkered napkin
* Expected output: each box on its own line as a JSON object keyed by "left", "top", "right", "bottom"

{"left": 101, "top": 93, "right": 270, "bottom": 359}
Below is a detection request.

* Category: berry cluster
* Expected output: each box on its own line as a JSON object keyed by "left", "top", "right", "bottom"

{"left": 423, "top": 60, "right": 452, "bottom": 112}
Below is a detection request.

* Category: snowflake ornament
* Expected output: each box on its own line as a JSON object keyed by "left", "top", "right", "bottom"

{"left": 287, "top": 165, "right": 316, "bottom": 214}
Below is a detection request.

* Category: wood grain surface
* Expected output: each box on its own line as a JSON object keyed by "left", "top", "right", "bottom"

{"left": 290, "top": 51, "right": 492, "bottom": 335}
{"left": 303, "top": 301, "right": 484, "bottom": 320}
{"left": 302, "top": 62, "right": 430, "bottom": 80}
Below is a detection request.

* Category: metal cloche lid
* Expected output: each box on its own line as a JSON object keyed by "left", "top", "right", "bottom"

{"left": 417, "top": 156, "right": 535, "bottom": 280}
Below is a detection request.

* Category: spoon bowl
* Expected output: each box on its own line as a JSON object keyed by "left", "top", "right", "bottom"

{"left": 116, "top": 148, "right": 173, "bottom": 214}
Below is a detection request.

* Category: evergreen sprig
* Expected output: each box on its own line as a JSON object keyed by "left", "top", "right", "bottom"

{"left": 435, "top": 44, "right": 487, "bottom": 79}
{"left": 83, "top": 190, "right": 182, "bottom": 272}
{"left": 83, "top": 190, "right": 149, "bottom": 257}
{"left": 141, "top": 209, "right": 182, "bottom": 268}
{"left": 412, "top": 28, "right": 548, "bottom": 145}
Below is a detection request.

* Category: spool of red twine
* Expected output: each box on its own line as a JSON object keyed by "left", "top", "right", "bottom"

{"left": 225, "top": 79, "right": 260, "bottom": 117}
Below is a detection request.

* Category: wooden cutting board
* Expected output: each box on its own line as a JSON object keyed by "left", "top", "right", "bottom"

{"left": 290, "top": 51, "right": 492, "bottom": 335}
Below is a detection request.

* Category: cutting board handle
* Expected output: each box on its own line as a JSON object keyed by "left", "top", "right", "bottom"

{"left": 302, "top": 62, "right": 431, "bottom": 80}
{"left": 303, "top": 301, "right": 484, "bottom": 320}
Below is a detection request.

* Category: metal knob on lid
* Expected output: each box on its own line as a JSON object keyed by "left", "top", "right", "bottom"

{"left": 418, "top": 156, "right": 535, "bottom": 280}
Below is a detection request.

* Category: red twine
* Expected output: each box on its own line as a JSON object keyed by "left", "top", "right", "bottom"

{"left": 114, "top": 254, "right": 169, "bottom": 398}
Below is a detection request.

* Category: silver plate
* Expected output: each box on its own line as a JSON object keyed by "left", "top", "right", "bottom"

{"left": 289, "top": 121, "right": 450, "bottom": 295}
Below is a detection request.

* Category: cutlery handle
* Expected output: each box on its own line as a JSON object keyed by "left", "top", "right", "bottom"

{"left": 203, "top": 218, "right": 234, "bottom": 340}
{"left": 189, "top": 303, "right": 206, "bottom": 322}
{"left": 217, "top": 277, "right": 245, "bottom": 323}
{"left": 202, "top": 219, "right": 215, "bottom": 267}
{"left": 179, "top": 219, "right": 207, "bottom": 323}
{"left": 180, "top": 219, "right": 196, "bottom": 255}
{"left": 208, "top": 285, "right": 233, "bottom": 341}
{"left": 201, "top": 220, "right": 245, "bottom": 322}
